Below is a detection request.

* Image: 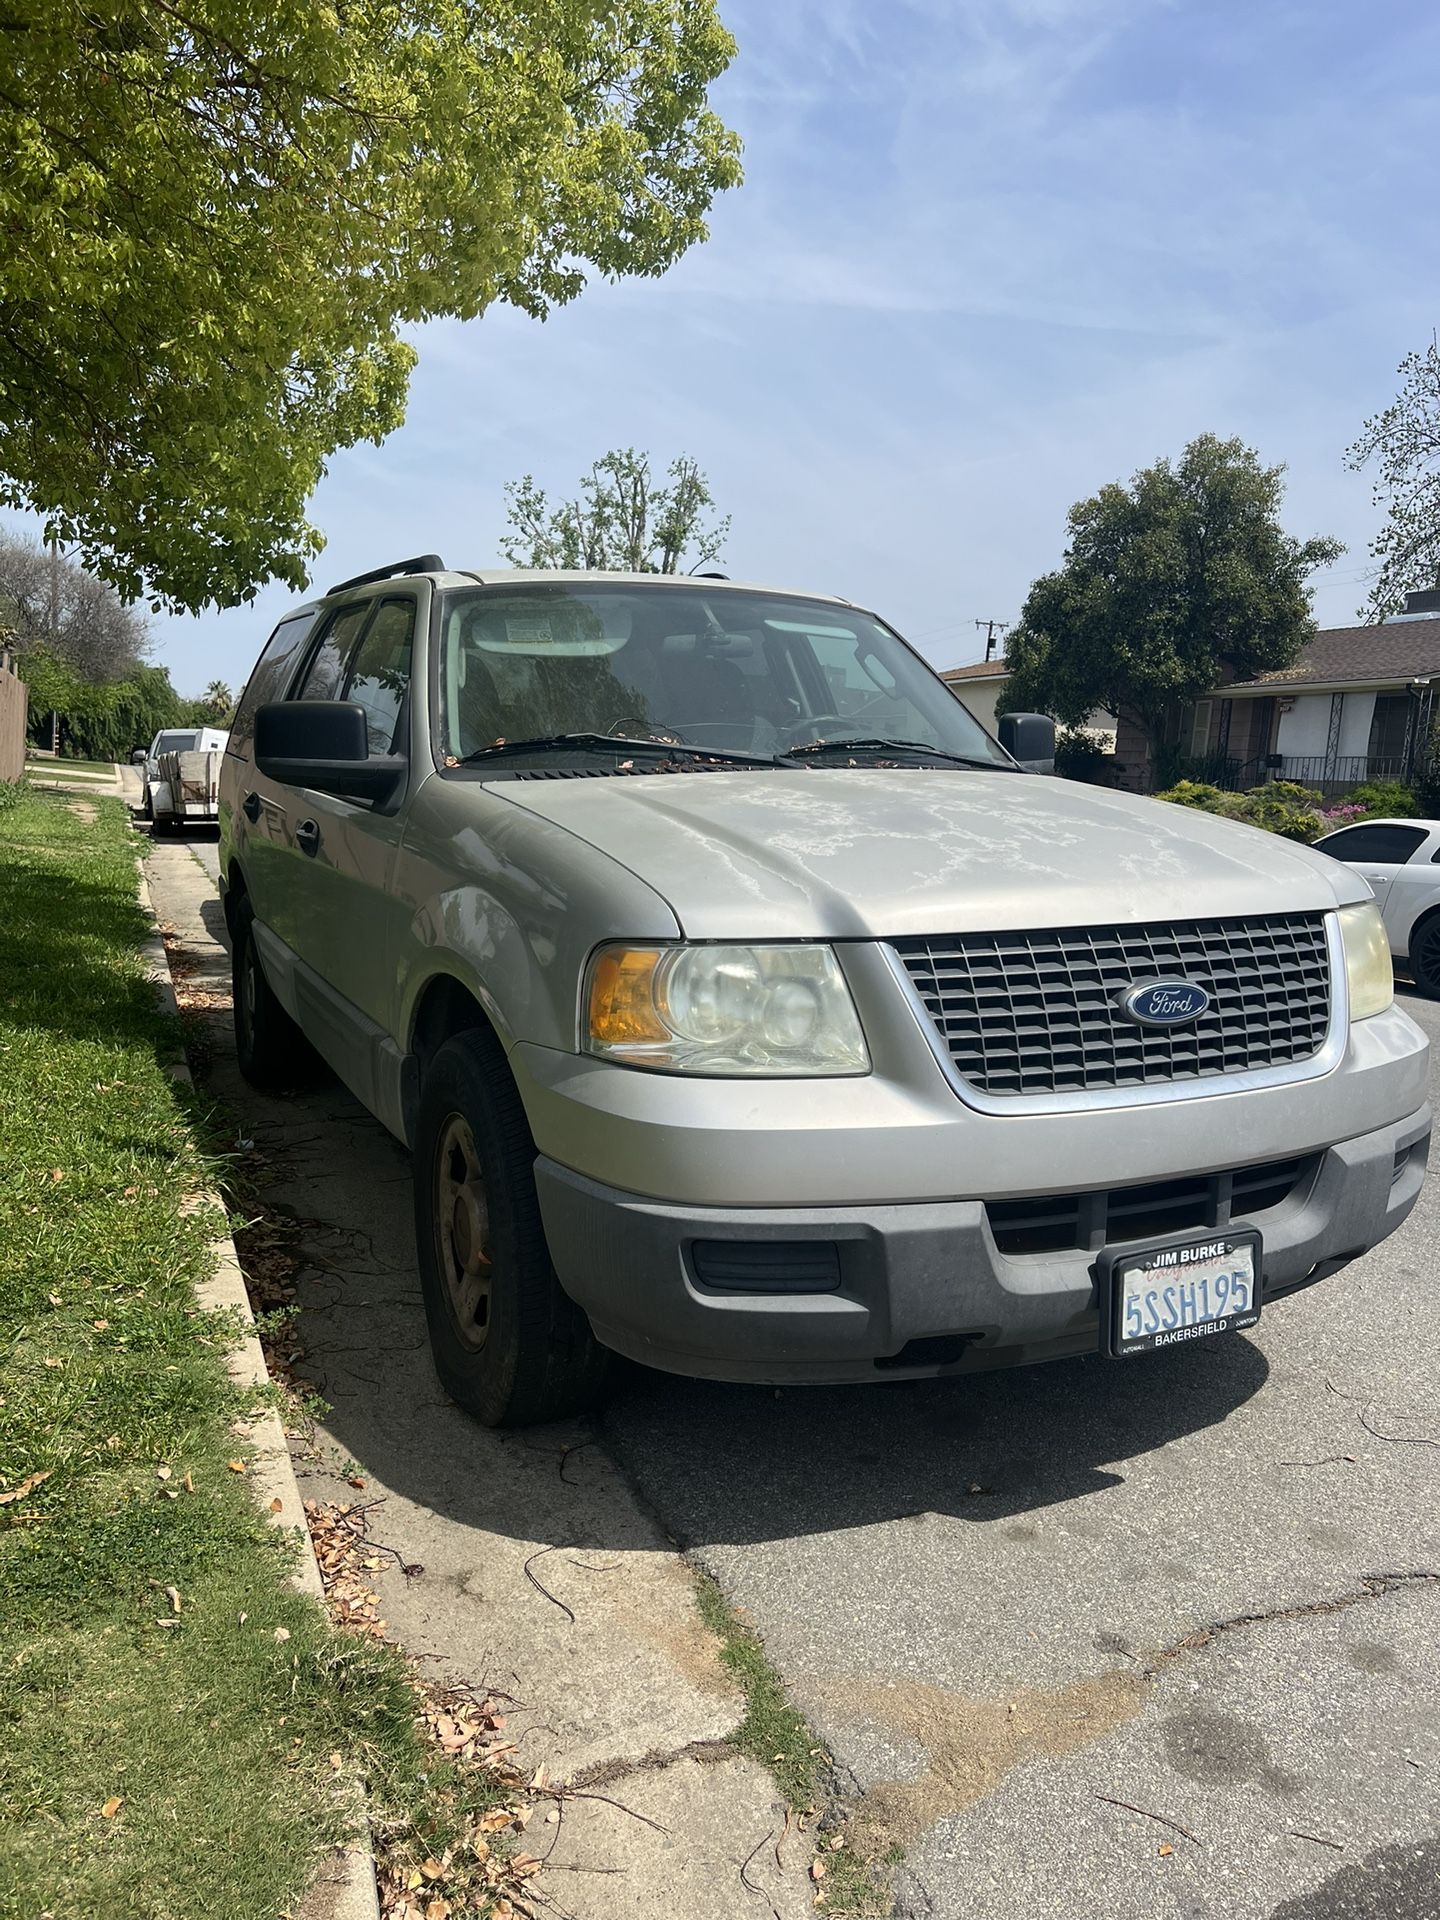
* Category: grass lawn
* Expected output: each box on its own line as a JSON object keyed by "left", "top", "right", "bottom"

{"left": 0, "top": 791, "right": 513, "bottom": 1919}
{"left": 24, "top": 756, "right": 117, "bottom": 778}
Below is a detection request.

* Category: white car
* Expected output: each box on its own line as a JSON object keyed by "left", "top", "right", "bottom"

{"left": 1313, "top": 816, "right": 1440, "bottom": 996}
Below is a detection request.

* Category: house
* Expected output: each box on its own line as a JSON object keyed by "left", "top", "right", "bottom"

{"left": 940, "top": 660, "right": 1117, "bottom": 748}
{"left": 1112, "top": 584, "right": 1440, "bottom": 794}
{"left": 940, "top": 660, "right": 1011, "bottom": 735}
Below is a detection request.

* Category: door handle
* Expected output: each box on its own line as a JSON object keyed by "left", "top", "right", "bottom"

{"left": 295, "top": 819, "right": 321, "bottom": 858}
{"left": 241, "top": 790, "right": 262, "bottom": 823}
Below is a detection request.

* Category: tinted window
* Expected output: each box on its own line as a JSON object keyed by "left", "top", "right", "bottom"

{"left": 343, "top": 599, "right": 415, "bottom": 754}
{"left": 229, "top": 612, "right": 319, "bottom": 756}
{"left": 296, "top": 604, "right": 369, "bottom": 702}
{"left": 1317, "top": 823, "right": 1428, "bottom": 865}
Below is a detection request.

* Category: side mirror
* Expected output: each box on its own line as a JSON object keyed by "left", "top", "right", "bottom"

{"left": 998, "top": 712, "right": 1056, "bottom": 774}
{"left": 131, "top": 749, "right": 147, "bottom": 765}
{"left": 254, "top": 701, "right": 405, "bottom": 803}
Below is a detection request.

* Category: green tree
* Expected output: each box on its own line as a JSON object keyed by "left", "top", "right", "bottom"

{"left": 200, "top": 679, "right": 234, "bottom": 723}
{"left": 0, "top": 5, "right": 741, "bottom": 613}
{"left": 1001, "top": 434, "right": 1341, "bottom": 771}
{"left": 20, "top": 645, "right": 185, "bottom": 760}
{"left": 1346, "top": 342, "right": 1440, "bottom": 619}
{"left": 500, "top": 449, "right": 729, "bottom": 573}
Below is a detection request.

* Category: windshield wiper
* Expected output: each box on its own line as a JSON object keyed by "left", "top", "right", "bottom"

{"left": 457, "top": 732, "right": 790, "bottom": 769}
{"left": 785, "top": 736, "right": 1012, "bottom": 770}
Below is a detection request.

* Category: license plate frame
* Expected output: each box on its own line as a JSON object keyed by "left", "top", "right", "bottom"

{"left": 1099, "top": 1228, "right": 1262, "bottom": 1358}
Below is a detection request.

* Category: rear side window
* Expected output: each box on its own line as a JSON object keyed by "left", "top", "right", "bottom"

{"left": 343, "top": 599, "right": 415, "bottom": 754}
{"left": 1317, "top": 823, "right": 1428, "bottom": 865}
{"left": 229, "top": 611, "right": 319, "bottom": 757}
{"left": 295, "top": 603, "right": 370, "bottom": 703}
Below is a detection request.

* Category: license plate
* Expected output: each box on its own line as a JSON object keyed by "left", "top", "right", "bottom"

{"left": 1100, "top": 1230, "right": 1261, "bottom": 1357}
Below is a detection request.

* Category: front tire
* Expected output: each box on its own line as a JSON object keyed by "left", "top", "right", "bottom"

{"left": 413, "top": 1029, "right": 610, "bottom": 1427}
{"left": 231, "top": 894, "right": 319, "bottom": 1091}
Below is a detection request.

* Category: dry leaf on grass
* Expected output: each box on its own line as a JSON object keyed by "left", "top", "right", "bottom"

{"left": 0, "top": 1471, "right": 50, "bottom": 1506}
{"left": 100, "top": 1797, "right": 122, "bottom": 1818}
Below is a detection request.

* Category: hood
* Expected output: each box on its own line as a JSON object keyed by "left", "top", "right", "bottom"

{"left": 493, "top": 770, "right": 1365, "bottom": 940}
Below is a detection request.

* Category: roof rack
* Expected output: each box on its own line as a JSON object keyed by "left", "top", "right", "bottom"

{"left": 326, "top": 554, "right": 445, "bottom": 596}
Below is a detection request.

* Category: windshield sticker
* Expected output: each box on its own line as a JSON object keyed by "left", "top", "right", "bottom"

{"left": 468, "top": 612, "right": 624, "bottom": 657}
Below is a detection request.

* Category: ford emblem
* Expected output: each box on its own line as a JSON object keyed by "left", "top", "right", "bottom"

{"left": 1120, "top": 979, "right": 1211, "bottom": 1027}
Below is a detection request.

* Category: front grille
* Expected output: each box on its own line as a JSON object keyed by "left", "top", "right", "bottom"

{"left": 987, "top": 1155, "right": 1316, "bottom": 1256}
{"left": 894, "top": 912, "right": 1331, "bottom": 1098}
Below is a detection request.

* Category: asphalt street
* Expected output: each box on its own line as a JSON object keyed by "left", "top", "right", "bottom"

{"left": 146, "top": 809, "right": 1439, "bottom": 1920}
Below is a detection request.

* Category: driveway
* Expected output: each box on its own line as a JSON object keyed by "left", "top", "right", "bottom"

{"left": 142, "top": 823, "right": 1439, "bottom": 1920}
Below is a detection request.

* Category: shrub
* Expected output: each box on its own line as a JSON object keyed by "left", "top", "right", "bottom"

{"left": 1241, "top": 781, "right": 1325, "bottom": 841}
{"left": 1156, "top": 778, "right": 1324, "bottom": 841}
{"left": 0, "top": 779, "right": 24, "bottom": 813}
{"left": 1406, "top": 728, "right": 1440, "bottom": 817}
{"left": 1340, "top": 778, "right": 1417, "bottom": 819}
{"left": 1154, "top": 780, "right": 1242, "bottom": 816}
{"left": 1053, "top": 726, "right": 1114, "bottom": 785}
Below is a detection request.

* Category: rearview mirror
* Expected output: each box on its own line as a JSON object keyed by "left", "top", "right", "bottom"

{"left": 254, "top": 701, "right": 404, "bottom": 803}
{"left": 130, "top": 749, "right": 147, "bottom": 765}
{"left": 998, "top": 712, "right": 1056, "bottom": 774}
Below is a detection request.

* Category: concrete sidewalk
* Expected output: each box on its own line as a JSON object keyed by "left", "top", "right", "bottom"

{"left": 142, "top": 833, "right": 816, "bottom": 1920}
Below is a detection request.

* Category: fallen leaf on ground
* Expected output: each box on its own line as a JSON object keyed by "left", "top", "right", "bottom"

{"left": 164, "top": 1586, "right": 182, "bottom": 1614}
{"left": 273, "top": 1626, "right": 290, "bottom": 1643}
{"left": 0, "top": 1471, "right": 51, "bottom": 1506}
{"left": 227, "top": 1459, "right": 247, "bottom": 1474}
{"left": 156, "top": 1466, "right": 172, "bottom": 1482}
{"left": 1158, "top": 1843, "right": 1174, "bottom": 1858}
{"left": 811, "top": 1858, "right": 827, "bottom": 1880}
{"left": 101, "top": 1797, "right": 122, "bottom": 1818}
{"left": 268, "top": 1497, "right": 283, "bottom": 1514}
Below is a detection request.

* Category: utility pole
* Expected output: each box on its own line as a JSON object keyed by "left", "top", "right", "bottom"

{"left": 974, "top": 618, "right": 1010, "bottom": 663}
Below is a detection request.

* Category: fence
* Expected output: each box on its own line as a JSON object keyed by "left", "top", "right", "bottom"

{"left": 0, "top": 650, "right": 27, "bottom": 783}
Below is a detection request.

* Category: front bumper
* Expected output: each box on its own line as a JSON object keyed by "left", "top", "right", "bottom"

{"left": 536, "top": 1108, "right": 1431, "bottom": 1384}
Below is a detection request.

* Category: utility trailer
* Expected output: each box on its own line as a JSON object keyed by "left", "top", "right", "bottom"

{"left": 152, "top": 745, "right": 225, "bottom": 831}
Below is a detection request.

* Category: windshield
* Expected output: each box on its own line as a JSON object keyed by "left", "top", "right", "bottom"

{"left": 436, "top": 584, "right": 1009, "bottom": 768}
{"left": 153, "top": 731, "right": 198, "bottom": 755}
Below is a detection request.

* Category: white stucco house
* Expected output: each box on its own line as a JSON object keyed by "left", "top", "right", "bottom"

{"left": 948, "top": 582, "right": 1440, "bottom": 793}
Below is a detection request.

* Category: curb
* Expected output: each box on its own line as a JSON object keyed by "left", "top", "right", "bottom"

{"left": 135, "top": 856, "right": 382, "bottom": 1920}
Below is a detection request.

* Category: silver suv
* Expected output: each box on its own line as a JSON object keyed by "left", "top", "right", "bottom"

{"left": 218, "top": 559, "right": 1431, "bottom": 1425}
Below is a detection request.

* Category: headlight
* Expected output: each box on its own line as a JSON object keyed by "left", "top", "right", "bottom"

{"left": 1338, "top": 901, "right": 1393, "bottom": 1021}
{"left": 585, "top": 943, "right": 870, "bottom": 1076}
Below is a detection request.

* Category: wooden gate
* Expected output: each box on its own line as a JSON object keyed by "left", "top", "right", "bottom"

{"left": 0, "top": 649, "right": 28, "bottom": 783}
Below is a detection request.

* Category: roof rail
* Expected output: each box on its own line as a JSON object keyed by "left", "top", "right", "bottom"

{"left": 326, "top": 554, "right": 445, "bottom": 596}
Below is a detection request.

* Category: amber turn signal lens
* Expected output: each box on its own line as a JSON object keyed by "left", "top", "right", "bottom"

{"left": 587, "top": 946, "right": 668, "bottom": 1046}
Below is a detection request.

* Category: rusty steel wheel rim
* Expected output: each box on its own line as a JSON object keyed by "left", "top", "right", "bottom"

{"left": 435, "top": 1112, "right": 494, "bottom": 1350}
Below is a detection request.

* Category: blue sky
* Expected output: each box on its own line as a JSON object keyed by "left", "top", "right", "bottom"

{"left": 64, "top": 0, "right": 1440, "bottom": 690}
